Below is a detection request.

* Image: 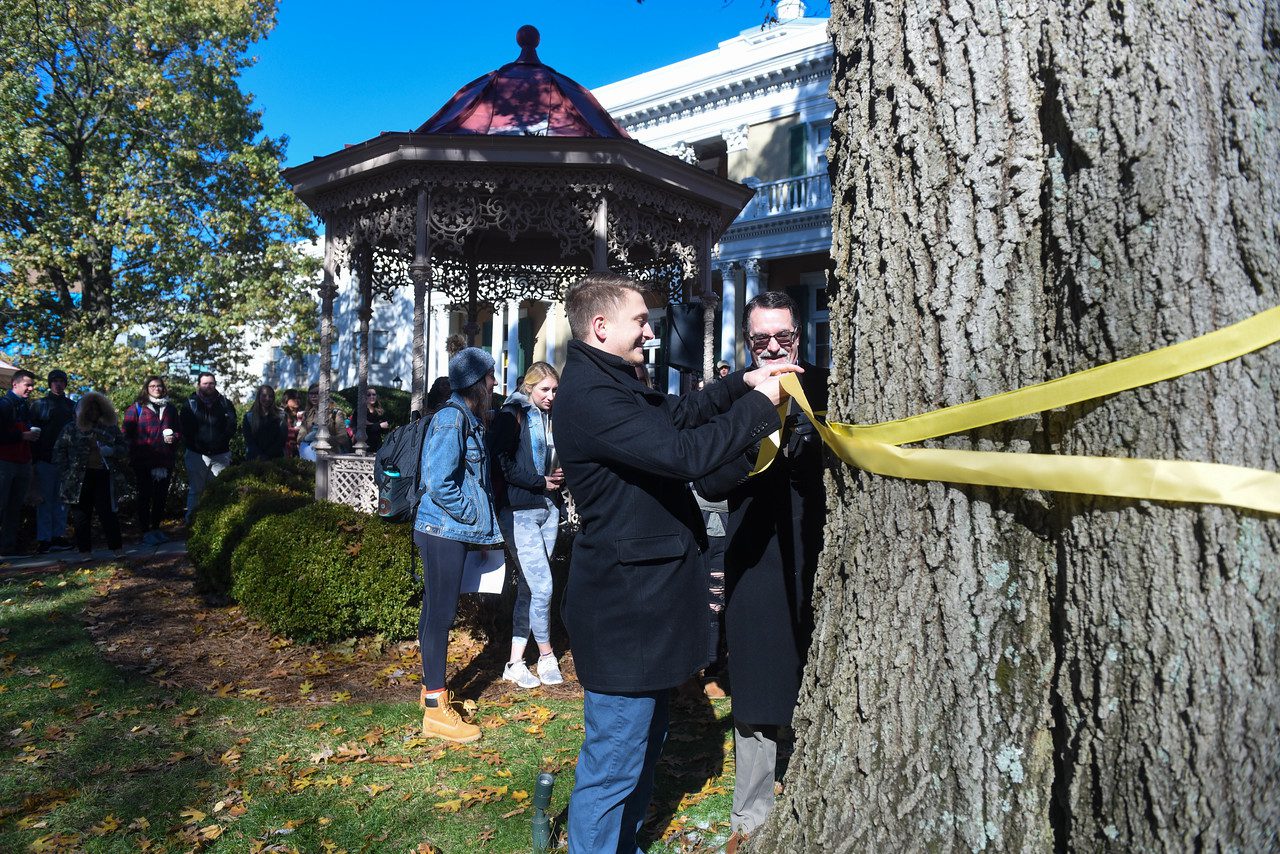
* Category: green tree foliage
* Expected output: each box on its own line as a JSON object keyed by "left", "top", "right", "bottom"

{"left": 0, "top": 0, "right": 317, "bottom": 388}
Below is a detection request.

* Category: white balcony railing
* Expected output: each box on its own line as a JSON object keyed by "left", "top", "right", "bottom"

{"left": 737, "top": 172, "right": 832, "bottom": 221}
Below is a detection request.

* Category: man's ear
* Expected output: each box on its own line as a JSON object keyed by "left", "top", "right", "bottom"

{"left": 590, "top": 313, "right": 609, "bottom": 343}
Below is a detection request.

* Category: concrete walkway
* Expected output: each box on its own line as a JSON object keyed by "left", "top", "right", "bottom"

{"left": 0, "top": 540, "right": 188, "bottom": 574}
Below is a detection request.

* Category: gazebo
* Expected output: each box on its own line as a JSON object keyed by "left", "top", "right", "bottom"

{"left": 283, "top": 26, "right": 754, "bottom": 508}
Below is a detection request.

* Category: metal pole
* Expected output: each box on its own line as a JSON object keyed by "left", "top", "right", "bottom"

{"left": 315, "top": 233, "right": 337, "bottom": 500}
{"left": 353, "top": 243, "right": 372, "bottom": 455}
{"left": 411, "top": 187, "right": 431, "bottom": 414}
{"left": 592, "top": 195, "right": 608, "bottom": 271}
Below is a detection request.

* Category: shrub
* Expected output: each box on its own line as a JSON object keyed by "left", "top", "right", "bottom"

{"left": 188, "top": 458, "right": 314, "bottom": 593}
{"left": 230, "top": 502, "right": 420, "bottom": 643}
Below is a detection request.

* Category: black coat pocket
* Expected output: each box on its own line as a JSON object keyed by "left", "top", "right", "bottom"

{"left": 616, "top": 533, "right": 684, "bottom": 565}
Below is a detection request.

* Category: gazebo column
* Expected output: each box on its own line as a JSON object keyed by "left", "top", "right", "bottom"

{"left": 353, "top": 243, "right": 372, "bottom": 455}
{"left": 592, "top": 196, "right": 608, "bottom": 271}
{"left": 491, "top": 302, "right": 506, "bottom": 389}
{"left": 429, "top": 297, "right": 447, "bottom": 388}
{"left": 504, "top": 299, "right": 520, "bottom": 392}
{"left": 544, "top": 302, "right": 559, "bottom": 368}
{"left": 314, "top": 235, "right": 338, "bottom": 500}
{"left": 741, "top": 258, "right": 766, "bottom": 366}
{"left": 698, "top": 227, "right": 717, "bottom": 380}
{"left": 465, "top": 260, "right": 481, "bottom": 345}
{"left": 716, "top": 260, "right": 740, "bottom": 370}
{"left": 410, "top": 187, "right": 432, "bottom": 415}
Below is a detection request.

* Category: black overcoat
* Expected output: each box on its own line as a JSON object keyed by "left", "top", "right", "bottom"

{"left": 553, "top": 339, "right": 780, "bottom": 693}
{"left": 696, "top": 364, "right": 829, "bottom": 725}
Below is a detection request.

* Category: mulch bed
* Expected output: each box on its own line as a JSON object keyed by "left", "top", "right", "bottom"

{"left": 80, "top": 549, "right": 584, "bottom": 708}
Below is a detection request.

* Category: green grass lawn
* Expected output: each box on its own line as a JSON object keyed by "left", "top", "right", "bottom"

{"left": 0, "top": 565, "right": 736, "bottom": 853}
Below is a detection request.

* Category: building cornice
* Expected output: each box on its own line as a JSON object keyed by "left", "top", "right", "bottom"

{"left": 720, "top": 208, "right": 832, "bottom": 244}
{"left": 609, "top": 51, "right": 832, "bottom": 133}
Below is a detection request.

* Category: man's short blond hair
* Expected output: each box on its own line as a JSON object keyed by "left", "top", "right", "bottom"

{"left": 564, "top": 272, "right": 649, "bottom": 340}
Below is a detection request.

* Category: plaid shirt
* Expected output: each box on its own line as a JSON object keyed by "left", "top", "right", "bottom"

{"left": 123, "top": 401, "right": 181, "bottom": 469}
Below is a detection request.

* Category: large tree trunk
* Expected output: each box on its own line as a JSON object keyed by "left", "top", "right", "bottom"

{"left": 752, "top": 2, "right": 1280, "bottom": 852}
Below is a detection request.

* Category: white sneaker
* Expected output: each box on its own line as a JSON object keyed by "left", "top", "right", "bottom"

{"left": 502, "top": 661, "right": 540, "bottom": 689}
{"left": 536, "top": 654, "right": 564, "bottom": 686}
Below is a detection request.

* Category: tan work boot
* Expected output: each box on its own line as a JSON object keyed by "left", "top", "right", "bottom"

{"left": 420, "top": 690, "right": 480, "bottom": 743}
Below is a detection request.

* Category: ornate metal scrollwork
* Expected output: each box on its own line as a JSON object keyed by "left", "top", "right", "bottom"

{"left": 314, "top": 163, "right": 721, "bottom": 296}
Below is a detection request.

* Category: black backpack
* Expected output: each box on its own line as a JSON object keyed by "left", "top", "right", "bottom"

{"left": 374, "top": 403, "right": 468, "bottom": 522}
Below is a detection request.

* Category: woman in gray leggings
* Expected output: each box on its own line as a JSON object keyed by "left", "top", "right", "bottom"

{"left": 489, "top": 362, "right": 565, "bottom": 689}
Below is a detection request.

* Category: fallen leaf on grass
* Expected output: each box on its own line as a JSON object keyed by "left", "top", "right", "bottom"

{"left": 89, "top": 814, "right": 121, "bottom": 836}
{"left": 434, "top": 798, "right": 463, "bottom": 813}
{"left": 30, "top": 832, "right": 81, "bottom": 852}
{"left": 364, "top": 783, "right": 393, "bottom": 797}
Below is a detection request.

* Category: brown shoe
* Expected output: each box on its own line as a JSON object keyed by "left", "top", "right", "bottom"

{"left": 726, "top": 831, "right": 749, "bottom": 854}
{"left": 421, "top": 691, "right": 480, "bottom": 743}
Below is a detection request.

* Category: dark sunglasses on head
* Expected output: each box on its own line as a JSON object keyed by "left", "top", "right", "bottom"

{"left": 748, "top": 329, "right": 798, "bottom": 350}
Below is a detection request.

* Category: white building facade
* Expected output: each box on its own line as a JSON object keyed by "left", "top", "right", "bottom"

{"left": 260, "top": 7, "right": 833, "bottom": 397}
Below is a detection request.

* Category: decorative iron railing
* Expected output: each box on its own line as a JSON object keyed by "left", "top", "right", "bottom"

{"left": 736, "top": 172, "right": 832, "bottom": 221}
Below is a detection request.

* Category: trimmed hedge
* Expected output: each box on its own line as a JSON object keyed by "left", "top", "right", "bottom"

{"left": 230, "top": 502, "right": 420, "bottom": 643}
{"left": 188, "top": 458, "right": 314, "bottom": 593}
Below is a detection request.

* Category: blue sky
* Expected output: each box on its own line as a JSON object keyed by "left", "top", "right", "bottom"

{"left": 241, "top": 0, "right": 830, "bottom": 167}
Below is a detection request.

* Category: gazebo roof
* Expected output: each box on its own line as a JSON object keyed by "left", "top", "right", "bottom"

{"left": 418, "top": 26, "right": 630, "bottom": 139}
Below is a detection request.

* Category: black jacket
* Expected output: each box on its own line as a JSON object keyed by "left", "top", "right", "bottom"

{"left": 242, "top": 409, "right": 286, "bottom": 460}
{"left": 30, "top": 393, "right": 75, "bottom": 463}
{"left": 180, "top": 393, "right": 237, "bottom": 456}
{"left": 553, "top": 339, "right": 780, "bottom": 693}
{"left": 489, "top": 391, "right": 549, "bottom": 512}
{"left": 697, "top": 364, "right": 830, "bottom": 725}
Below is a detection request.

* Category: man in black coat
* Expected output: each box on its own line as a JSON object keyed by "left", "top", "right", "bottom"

{"left": 696, "top": 290, "right": 830, "bottom": 846}
{"left": 553, "top": 272, "right": 798, "bottom": 854}
{"left": 178, "top": 372, "right": 237, "bottom": 523}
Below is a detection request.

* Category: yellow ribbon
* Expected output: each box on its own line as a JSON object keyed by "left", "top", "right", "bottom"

{"left": 753, "top": 305, "right": 1280, "bottom": 514}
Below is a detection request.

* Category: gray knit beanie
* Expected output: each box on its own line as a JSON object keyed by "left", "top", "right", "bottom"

{"left": 448, "top": 347, "right": 496, "bottom": 391}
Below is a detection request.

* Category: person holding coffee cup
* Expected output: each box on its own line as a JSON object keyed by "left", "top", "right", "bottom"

{"left": 123, "top": 376, "right": 181, "bottom": 545}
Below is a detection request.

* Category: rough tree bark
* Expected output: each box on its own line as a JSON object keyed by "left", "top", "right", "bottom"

{"left": 751, "top": 2, "right": 1279, "bottom": 852}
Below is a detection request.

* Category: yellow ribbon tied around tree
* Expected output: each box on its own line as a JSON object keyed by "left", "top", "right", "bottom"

{"left": 753, "top": 305, "right": 1280, "bottom": 515}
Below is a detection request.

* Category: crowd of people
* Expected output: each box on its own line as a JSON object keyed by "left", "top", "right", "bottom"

{"left": 408, "top": 274, "right": 827, "bottom": 853}
{"left": 3, "top": 272, "right": 825, "bottom": 852}
{"left": 0, "top": 370, "right": 395, "bottom": 558}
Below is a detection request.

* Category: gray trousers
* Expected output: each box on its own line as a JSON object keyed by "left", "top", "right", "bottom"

{"left": 0, "top": 459, "right": 32, "bottom": 553}
{"left": 184, "top": 450, "right": 230, "bottom": 522}
{"left": 732, "top": 720, "right": 778, "bottom": 834}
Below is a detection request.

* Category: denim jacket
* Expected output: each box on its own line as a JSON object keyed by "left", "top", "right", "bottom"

{"left": 414, "top": 395, "right": 501, "bottom": 545}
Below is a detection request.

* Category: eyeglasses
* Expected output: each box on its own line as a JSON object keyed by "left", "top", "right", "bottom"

{"left": 747, "top": 329, "right": 798, "bottom": 350}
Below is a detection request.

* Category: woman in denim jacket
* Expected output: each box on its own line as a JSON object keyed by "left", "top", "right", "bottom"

{"left": 414, "top": 347, "right": 500, "bottom": 743}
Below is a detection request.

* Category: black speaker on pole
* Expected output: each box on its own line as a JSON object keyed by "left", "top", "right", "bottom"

{"left": 667, "top": 302, "right": 704, "bottom": 373}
